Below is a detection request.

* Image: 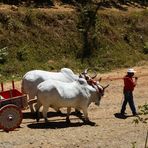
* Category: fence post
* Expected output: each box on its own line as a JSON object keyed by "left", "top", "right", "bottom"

{"left": 12, "top": 80, "right": 15, "bottom": 89}
{"left": 1, "top": 82, "right": 4, "bottom": 91}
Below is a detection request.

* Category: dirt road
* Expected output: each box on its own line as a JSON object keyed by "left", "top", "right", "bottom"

{"left": 0, "top": 65, "right": 148, "bottom": 148}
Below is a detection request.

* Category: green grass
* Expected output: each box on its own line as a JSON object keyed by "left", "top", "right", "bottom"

{"left": 0, "top": 7, "right": 148, "bottom": 81}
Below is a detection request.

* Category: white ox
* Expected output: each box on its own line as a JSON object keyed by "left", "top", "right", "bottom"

{"left": 21, "top": 68, "right": 79, "bottom": 112}
{"left": 35, "top": 78, "right": 108, "bottom": 124}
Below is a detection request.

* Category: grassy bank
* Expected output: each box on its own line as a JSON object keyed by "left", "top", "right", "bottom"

{"left": 0, "top": 5, "right": 148, "bottom": 80}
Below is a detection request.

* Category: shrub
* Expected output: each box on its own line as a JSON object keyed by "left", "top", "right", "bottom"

{"left": 143, "top": 42, "right": 148, "bottom": 54}
{"left": 0, "top": 47, "right": 8, "bottom": 64}
{"left": 133, "top": 104, "right": 148, "bottom": 124}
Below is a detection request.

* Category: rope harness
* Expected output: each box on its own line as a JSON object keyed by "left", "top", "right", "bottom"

{"left": 97, "top": 73, "right": 148, "bottom": 82}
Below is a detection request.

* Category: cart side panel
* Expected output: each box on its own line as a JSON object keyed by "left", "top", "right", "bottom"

{"left": 0, "top": 95, "right": 28, "bottom": 110}
{"left": 0, "top": 89, "right": 22, "bottom": 99}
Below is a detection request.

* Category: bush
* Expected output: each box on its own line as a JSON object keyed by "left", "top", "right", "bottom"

{"left": 133, "top": 104, "right": 148, "bottom": 124}
{"left": 0, "top": 47, "right": 8, "bottom": 64}
{"left": 143, "top": 42, "right": 148, "bottom": 54}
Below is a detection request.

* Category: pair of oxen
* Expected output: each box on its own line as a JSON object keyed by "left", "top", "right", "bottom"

{"left": 22, "top": 68, "right": 109, "bottom": 124}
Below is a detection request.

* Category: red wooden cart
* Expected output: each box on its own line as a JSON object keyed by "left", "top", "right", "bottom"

{"left": 0, "top": 81, "right": 28, "bottom": 132}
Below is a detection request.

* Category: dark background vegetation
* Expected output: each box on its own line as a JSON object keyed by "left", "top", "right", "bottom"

{"left": 0, "top": 0, "right": 148, "bottom": 80}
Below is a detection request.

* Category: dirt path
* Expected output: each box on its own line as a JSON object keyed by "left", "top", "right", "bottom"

{"left": 0, "top": 3, "right": 147, "bottom": 13}
{"left": 0, "top": 65, "right": 148, "bottom": 148}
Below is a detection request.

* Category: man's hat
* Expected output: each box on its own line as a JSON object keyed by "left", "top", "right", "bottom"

{"left": 127, "top": 68, "right": 136, "bottom": 73}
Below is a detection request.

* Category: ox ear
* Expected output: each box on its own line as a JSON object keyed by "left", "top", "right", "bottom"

{"left": 98, "top": 77, "right": 102, "bottom": 82}
{"left": 103, "top": 84, "right": 109, "bottom": 90}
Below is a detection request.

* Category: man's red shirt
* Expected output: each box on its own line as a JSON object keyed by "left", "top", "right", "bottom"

{"left": 123, "top": 75, "right": 136, "bottom": 92}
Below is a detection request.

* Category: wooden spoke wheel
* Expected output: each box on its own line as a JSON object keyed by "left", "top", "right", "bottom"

{"left": 0, "top": 104, "right": 23, "bottom": 132}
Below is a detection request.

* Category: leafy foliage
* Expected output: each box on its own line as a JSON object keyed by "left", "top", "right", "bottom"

{"left": 75, "top": 0, "right": 100, "bottom": 61}
{"left": 0, "top": 4, "right": 148, "bottom": 80}
{"left": 132, "top": 104, "right": 148, "bottom": 148}
{"left": 0, "top": 47, "right": 8, "bottom": 64}
{"left": 133, "top": 104, "right": 148, "bottom": 124}
{"left": 143, "top": 42, "right": 148, "bottom": 54}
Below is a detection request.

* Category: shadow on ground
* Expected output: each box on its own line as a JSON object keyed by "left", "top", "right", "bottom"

{"left": 23, "top": 111, "right": 66, "bottom": 119}
{"left": 27, "top": 121, "right": 85, "bottom": 129}
{"left": 23, "top": 111, "right": 83, "bottom": 119}
{"left": 27, "top": 119, "right": 96, "bottom": 129}
{"left": 26, "top": 111, "right": 96, "bottom": 129}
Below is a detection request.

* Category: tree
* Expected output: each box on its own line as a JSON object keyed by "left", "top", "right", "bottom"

{"left": 73, "top": 0, "right": 101, "bottom": 62}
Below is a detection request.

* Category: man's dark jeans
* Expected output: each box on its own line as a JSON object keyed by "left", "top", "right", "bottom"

{"left": 121, "top": 91, "right": 137, "bottom": 115}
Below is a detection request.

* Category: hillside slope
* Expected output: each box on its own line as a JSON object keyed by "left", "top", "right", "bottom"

{"left": 0, "top": 4, "right": 148, "bottom": 80}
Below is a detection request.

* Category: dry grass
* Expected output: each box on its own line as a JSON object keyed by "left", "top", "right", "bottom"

{"left": 0, "top": 4, "right": 148, "bottom": 80}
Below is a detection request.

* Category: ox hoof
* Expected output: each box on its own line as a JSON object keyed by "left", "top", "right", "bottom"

{"left": 31, "top": 110, "right": 35, "bottom": 113}
{"left": 44, "top": 118, "right": 48, "bottom": 123}
{"left": 36, "top": 111, "right": 40, "bottom": 122}
{"left": 75, "top": 110, "right": 82, "bottom": 116}
{"left": 84, "top": 120, "right": 96, "bottom": 126}
{"left": 57, "top": 110, "right": 63, "bottom": 115}
{"left": 36, "top": 118, "right": 40, "bottom": 122}
{"left": 30, "top": 108, "right": 35, "bottom": 113}
{"left": 66, "top": 117, "right": 70, "bottom": 124}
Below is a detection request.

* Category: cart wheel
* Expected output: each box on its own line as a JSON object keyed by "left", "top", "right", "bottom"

{"left": 0, "top": 104, "right": 23, "bottom": 132}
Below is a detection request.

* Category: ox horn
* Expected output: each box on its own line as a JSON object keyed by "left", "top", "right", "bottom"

{"left": 98, "top": 77, "right": 102, "bottom": 82}
{"left": 103, "top": 84, "right": 110, "bottom": 90}
{"left": 84, "top": 68, "right": 89, "bottom": 74}
{"left": 91, "top": 72, "right": 97, "bottom": 79}
{"left": 79, "top": 68, "right": 89, "bottom": 78}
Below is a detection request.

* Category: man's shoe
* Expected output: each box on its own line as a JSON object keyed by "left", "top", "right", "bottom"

{"left": 120, "top": 113, "right": 126, "bottom": 117}
{"left": 133, "top": 113, "right": 138, "bottom": 116}
{"left": 120, "top": 112, "right": 127, "bottom": 116}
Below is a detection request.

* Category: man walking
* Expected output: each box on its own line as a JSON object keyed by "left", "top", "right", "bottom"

{"left": 120, "top": 68, "right": 138, "bottom": 116}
